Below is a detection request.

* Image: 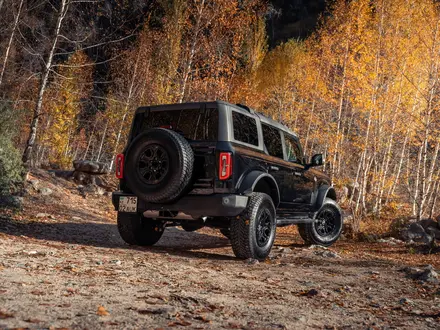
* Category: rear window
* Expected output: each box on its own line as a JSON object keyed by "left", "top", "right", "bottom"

{"left": 142, "top": 108, "right": 218, "bottom": 141}
{"left": 232, "top": 111, "right": 259, "bottom": 146}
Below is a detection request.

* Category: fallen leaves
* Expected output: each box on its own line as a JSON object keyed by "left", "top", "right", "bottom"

{"left": 0, "top": 311, "right": 14, "bottom": 319}
{"left": 97, "top": 305, "right": 109, "bottom": 316}
{"left": 168, "top": 320, "right": 191, "bottom": 327}
{"left": 299, "top": 289, "right": 320, "bottom": 298}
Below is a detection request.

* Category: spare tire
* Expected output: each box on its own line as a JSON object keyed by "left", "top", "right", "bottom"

{"left": 124, "top": 128, "right": 194, "bottom": 203}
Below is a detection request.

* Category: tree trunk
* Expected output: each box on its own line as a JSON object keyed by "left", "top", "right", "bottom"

{"left": 179, "top": 0, "right": 205, "bottom": 103}
{"left": 22, "top": 0, "right": 69, "bottom": 166}
{"left": 0, "top": 0, "right": 24, "bottom": 88}
{"left": 95, "top": 120, "right": 108, "bottom": 162}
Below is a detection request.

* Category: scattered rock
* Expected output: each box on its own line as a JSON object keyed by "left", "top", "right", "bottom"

{"left": 377, "top": 237, "right": 404, "bottom": 245}
{"left": 73, "top": 160, "right": 109, "bottom": 174}
{"left": 403, "top": 265, "right": 439, "bottom": 284}
{"left": 78, "top": 184, "right": 105, "bottom": 196}
{"left": 280, "top": 247, "right": 292, "bottom": 253}
{"left": 245, "top": 258, "right": 259, "bottom": 265}
{"left": 27, "top": 179, "right": 39, "bottom": 190}
{"left": 367, "top": 271, "right": 380, "bottom": 275}
{"left": 305, "top": 289, "right": 320, "bottom": 297}
{"left": 71, "top": 216, "right": 83, "bottom": 221}
{"left": 36, "top": 213, "right": 49, "bottom": 218}
{"left": 111, "top": 260, "right": 122, "bottom": 266}
{"left": 314, "top": 250, "right": 341, "bottom": 258}
{"left": 335, "top": 285, "right": 352, "bottom": 293}
{"left": 308, "top": 245, "right": 328, "bottom": 250}
{"left": 39, "top": 187, "right": 53, "bottom": 196}
{"left": 418, "top": 267, "right": 439, "bottom": 283}
{"left": 137, "top": 306, "right": 176, "bottom": 318}
{"left": 399, "top": 298, "right": 414, "bottom": 305}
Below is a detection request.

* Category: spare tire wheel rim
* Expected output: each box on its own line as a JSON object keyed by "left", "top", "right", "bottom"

{"left": 137, "top": 144, "right": 170, "bottom": 185}
{"left": 314, "top": 208, "right": 337, "bottom": 237}
{"left": 256, "top": 208, "right": 272, "bottom": 247}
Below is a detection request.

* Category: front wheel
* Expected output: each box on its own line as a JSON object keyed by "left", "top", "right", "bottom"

{"left": 230, "top": 193, "right": 276, "bottom": 260}
{"left": 117, "top": 212, "right": 165, "bottom": 246}
{"left": 298, "top": 198, "right": 343, "bottom": 246}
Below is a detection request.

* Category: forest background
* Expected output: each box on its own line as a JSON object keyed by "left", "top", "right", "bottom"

{"left": 0, "top": 0, "right": 439, "bottom": 233}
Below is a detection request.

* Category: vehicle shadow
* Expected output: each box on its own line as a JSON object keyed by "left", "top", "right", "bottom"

{"left": 0, "top": 217, "right": 236, "bottom": 261}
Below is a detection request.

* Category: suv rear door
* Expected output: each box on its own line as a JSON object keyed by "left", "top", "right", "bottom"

{"left": 261, "top": 123, "right": 290, "bottom": 207}
{"left": 283, "top": 133, "right": 314, "bottom": 209}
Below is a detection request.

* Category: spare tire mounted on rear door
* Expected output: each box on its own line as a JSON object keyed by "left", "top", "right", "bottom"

{"left": 124, "top": 128, "right": 194, "bottom": 203}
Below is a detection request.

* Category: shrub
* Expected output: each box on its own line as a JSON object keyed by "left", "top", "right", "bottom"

{"left": 0, "top": 102, "right": 24, "bottom": 196}
{"left": 0, "top": 135, "right": 24, "bottom": 195}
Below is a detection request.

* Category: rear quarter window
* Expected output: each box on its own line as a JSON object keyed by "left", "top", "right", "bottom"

{"left": 232, "top": 111, "right": 259, "bottom": 146}
{"left": 262, "top": 124, "right": 283, "bottom": 158}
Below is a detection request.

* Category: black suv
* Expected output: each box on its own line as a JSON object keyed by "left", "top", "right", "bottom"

{"left": 112, "top": 101, "right": 343, "bottom": 260}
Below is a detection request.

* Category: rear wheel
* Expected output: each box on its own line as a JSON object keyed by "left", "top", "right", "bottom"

{"left": 117, "top": 212, "right": 165, "bottom": 246}
{"left": 298, "top": 198, "right": 343, "bottom": 246}
{"left": 230, "top": 193, "right": 276, "bottom": 260}
{"left": 219, "top": 228, "right": 231, "bottom": 239}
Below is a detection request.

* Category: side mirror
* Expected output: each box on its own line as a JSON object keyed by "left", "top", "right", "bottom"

{"left": 309, "top": 154, "right": 324, "bottom": 167}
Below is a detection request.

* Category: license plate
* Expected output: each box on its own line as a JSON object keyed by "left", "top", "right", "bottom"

{"left": 119, "top": 196, "right": 138, "bottom": 213}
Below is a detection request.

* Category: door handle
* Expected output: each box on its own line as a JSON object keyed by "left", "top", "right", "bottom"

{"left": 270, "top": 166, "right": 279, "bottom": 171}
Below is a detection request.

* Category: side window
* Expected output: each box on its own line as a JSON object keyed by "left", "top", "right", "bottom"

{"left": 232, "top": 111, "right": 259, "bottom": 146}
{"left": 284, "top": 134, "right": 303, "bottom": 164}
{"left": 262, "top": 124, "right": 283, "bottom": 158}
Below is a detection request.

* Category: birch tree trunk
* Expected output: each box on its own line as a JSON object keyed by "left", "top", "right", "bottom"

{"left": 179, "top": 0, "right": 205, "bottom": 103}
{"left": 0, "top": 0, "right": 24, "bottom": 88}
{"left": 22, "top": 0, "right": 69, "bottom": 166}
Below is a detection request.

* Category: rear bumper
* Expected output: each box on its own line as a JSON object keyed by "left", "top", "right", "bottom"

{"left": 112, "top": 191, "right": 248, "bottom": 217}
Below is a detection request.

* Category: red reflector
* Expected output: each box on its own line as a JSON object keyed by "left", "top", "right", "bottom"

{"left": 219, "top": 152, "right": 232, "bottom": 180}
{"left": 116, "top": 154, "right": 124, "bottom": 179}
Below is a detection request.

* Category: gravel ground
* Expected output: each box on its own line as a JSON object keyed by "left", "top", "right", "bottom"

{"left": 0, "top": 171, "right": 439, "bottom": 329}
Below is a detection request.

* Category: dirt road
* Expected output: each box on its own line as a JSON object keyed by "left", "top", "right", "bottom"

{"left": 0, "top": 171, "right": 439, "bottom": 329}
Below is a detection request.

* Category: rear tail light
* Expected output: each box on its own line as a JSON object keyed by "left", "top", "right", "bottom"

{"left": 115, "top": 154, "right": 124, "bottom": 179}
{"left": 219, "top": 152, "right": 232, "bottom": 180}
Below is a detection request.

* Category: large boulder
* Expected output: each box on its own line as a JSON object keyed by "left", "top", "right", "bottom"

{"left": 394, "top": 217, "right": 440, "bottom": 247}
{"left": 73, "top": 160, "right": 109, "bottom": 175}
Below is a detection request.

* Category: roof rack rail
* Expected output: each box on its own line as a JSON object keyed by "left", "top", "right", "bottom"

{"left": 236, "top": 103, "right": 254, "bottom": 113}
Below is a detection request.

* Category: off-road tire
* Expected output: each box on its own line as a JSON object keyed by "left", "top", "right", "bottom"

{"left": 124, "top": 128, "right": 194, "bottom": 203}
{"left": 298, "top": 198, "right": 343, "bottom": 246}
{"left": 230, "top": 193, "right": 276, "bottom": 260}
{"left": 219, "top": 228, "right": 231, "bottom": 239}
{"left": 117, "top": 212, "right": 165, "bottom": 246}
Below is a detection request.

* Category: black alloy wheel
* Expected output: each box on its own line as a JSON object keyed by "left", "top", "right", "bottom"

{"left": 256, "top": 209, "right": 272, "bottom": 247}
{"left": 314, "top": 208, "right": 337, "bottom": 237}
{"left": 298, "top": 198, "right": 343, "bottom": 247}
{"left": 137, "top": 144, "right": 169, "bottom": 185}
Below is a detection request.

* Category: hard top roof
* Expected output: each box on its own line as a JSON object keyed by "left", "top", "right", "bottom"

{"left": 136, "top": 100, "right": 298, "bottom": 138}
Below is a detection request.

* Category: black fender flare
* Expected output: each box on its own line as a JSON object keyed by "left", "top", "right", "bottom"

{"left": 237, "top": 171, "right": 280, "bottom": 207}
{"left": 312, "top": 185, "right": 337, "bottom": 211}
